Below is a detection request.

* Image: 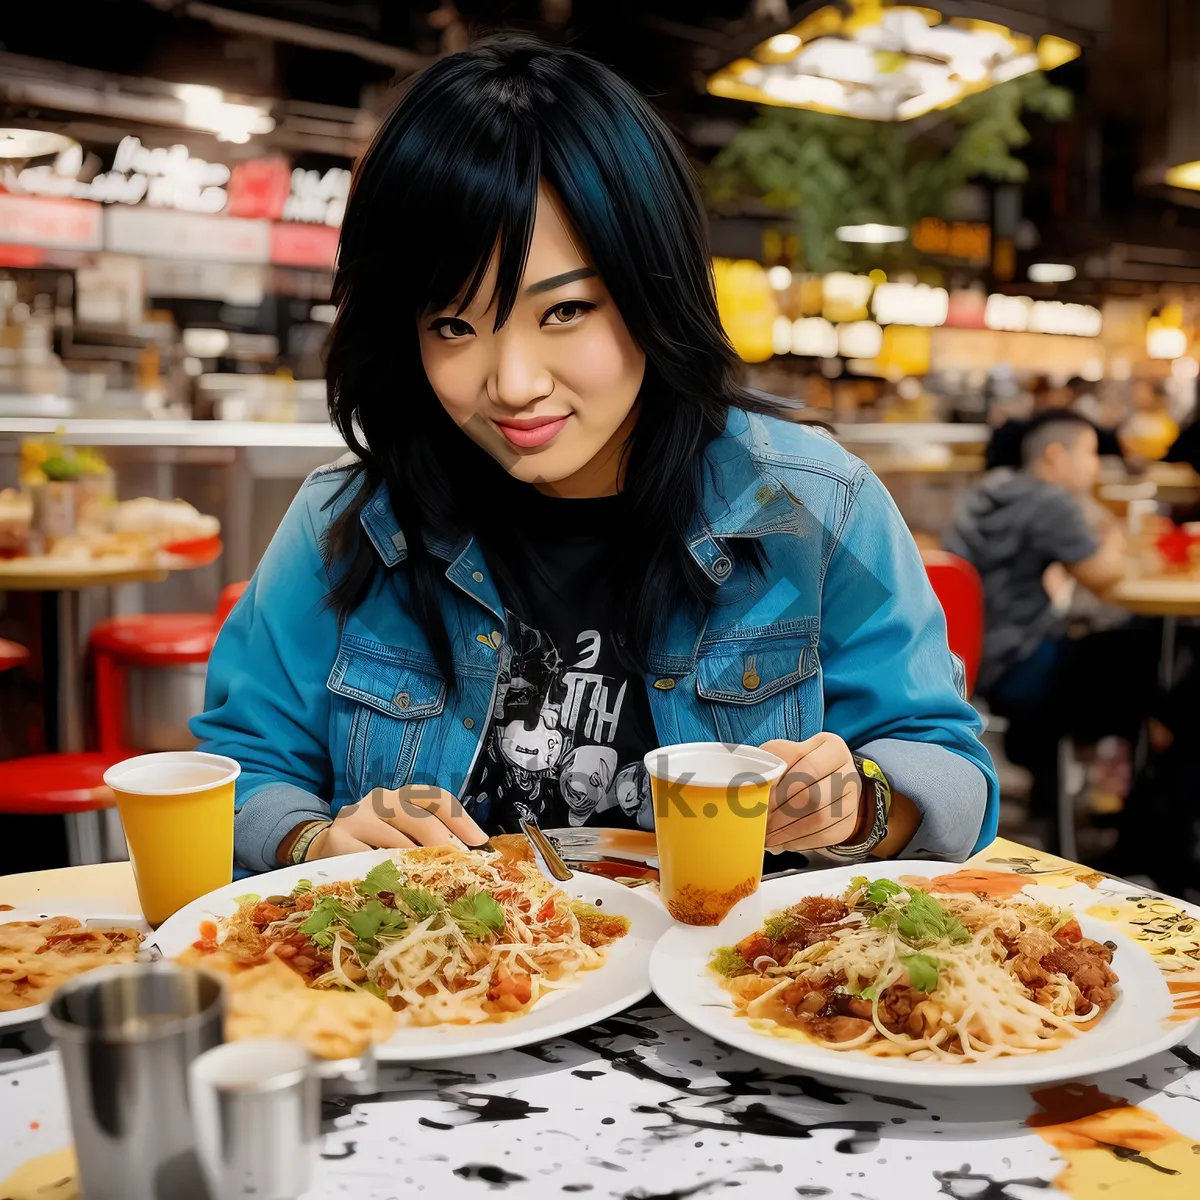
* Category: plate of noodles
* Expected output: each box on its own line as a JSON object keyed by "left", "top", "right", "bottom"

{"left": 0, "top": 904, "right": 149, "bottom": 1028}
{"left": 155, "top": 844, "right": 671, "bottom": 1061}
{"left": 650, "top": 859, "right": 1195, "bottom": 1086}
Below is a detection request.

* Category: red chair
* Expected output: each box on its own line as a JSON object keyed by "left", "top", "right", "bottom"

{"left": 0, "top": 752, "right": 128, "bottom": 863}
{"left": 921, "top": 549, "right": 984, "bottom": 696}
{"left": 0, "top": 637, "right": 128, "bottom": 863}
{"left": 90, "top": 581, "right": 249, "bottom": 754}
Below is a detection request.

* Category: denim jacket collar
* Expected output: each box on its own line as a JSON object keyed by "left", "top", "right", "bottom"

{"left": 357, "top": 408, "right": 800, "bottom": 585}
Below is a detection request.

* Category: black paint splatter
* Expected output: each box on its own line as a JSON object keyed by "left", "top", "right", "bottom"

{"left": 319, "top": 1140, "right": 357, "bottom": 1160}
{"left": 562, "top": 1187, "right": 594, "bottom": 1194}
{"left": 419, "top": 1092, "right": 549, "bottom": 1130}
{"left": 620, "top": 1181, "right": 723, "bottom": 1200}
{"left": 634, "top": 1101, "right": 882, "bottom": 1152}
{"left": 566, "top": 1020, "right": 922, "bottom": 1117}
{"left": 795, "top": 1189, "right": 831, "bottom": 1197}
{"left": 518, "top": 1042, "right": 564, "bottom": 1064}
{"left": 1171, "top": 1044, "right": 1200, "bottom": 1072}
{"left": 571, "top": 1070, "right": 605, "bottom": 1080}
{"left": 934, "top": 1166, "right": 1051, "bottom": 1199}
{"left": 453, "top": 1163, "right": 527, "bottom": 1188}
{"left": 586, "top": 1158, "right": 628, "bottom": 1172}
{"left": 1102, "top": 1142, "right": 1181, "bottom": 1175}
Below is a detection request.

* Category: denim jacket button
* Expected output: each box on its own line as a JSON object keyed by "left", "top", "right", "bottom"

{"left": 463, "top": 717, "right": 475, "bottom": 729}
{"left": 471, "top": 570, "right": 484, "bottom": 583}
{"left": 742, "top": 671, "right": 761, "bottom": 691}
{"left": 395, "top": 692, "right": 410, "bottom": 709}
{"left": 712, "top": 556, "right": 732, "bottom": 578}
{"left": 653, "top": 678, "right": 675, "bottom": 691}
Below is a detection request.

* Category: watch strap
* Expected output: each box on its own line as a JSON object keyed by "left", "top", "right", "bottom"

{"left": 822, "top": 755, "right": 892, "bottom": 862}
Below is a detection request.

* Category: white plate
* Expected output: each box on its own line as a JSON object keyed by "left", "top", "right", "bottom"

{"left": 153, "top": 848, "right": 672, "bottom": 1062}
{"left": 0, "top": 902, "right": 149, "bottom": 1029}
{"left": 650, "top": 859, "right": 1197, "bottom": 1088}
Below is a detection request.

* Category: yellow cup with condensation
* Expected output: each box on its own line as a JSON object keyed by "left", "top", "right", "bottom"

{"left": 104, "top": 752, "right": 240, "bottom": 927}
{"left": 644, "top": 742, "right": 787, "bottom": 926}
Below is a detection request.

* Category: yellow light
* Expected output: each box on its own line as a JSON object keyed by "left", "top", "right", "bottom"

{"left": 1037, "top": 34, "right": 1081, "bottom": 72}
{"left": 1165, "top": 161, "right": 1200, "bottom": 191}
{"left": 765, "top": 33, "right": 802, "bottom": 56}
{"left": 712, "top": 258, "right": 778, "bottom": 363}
{"left": 869, "top": 268, "right": 887, "bottom": 285}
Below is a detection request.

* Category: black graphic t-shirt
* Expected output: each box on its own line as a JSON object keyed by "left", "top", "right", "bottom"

{"left": 462, "top": 488, "right": 656, "bottom": 835}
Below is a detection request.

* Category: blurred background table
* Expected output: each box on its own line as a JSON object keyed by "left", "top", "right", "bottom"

{"left": 1109, "top": 576, "right": 1200, "bottom": 687}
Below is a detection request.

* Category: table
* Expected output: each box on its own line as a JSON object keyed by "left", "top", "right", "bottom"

{"left": 1108, "top": 576, "right": 1200, "bottom": 689}
{"left": 2, "top": 837, "right": 1198, "bottom": 1199}
{"left": 0, "top": 553, "right": 210, "bottom": 752}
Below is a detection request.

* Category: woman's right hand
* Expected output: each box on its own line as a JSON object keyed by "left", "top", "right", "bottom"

{"left": 307, "top": 785, "right": 487, "bottom": 860}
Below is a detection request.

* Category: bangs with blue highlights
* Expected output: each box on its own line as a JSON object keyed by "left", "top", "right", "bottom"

{"left": 326, "top": 34, "right": 781, "bottom": 682}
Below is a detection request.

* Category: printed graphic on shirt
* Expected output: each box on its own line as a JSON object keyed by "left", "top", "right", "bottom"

{"left": 463, "top": 616, "right": 651, "bottom": 831}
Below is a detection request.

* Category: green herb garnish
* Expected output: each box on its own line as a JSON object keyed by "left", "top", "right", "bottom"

{"left": 448, "top": 890, "right": 506, "bottom": 940}
{"left": 393, "top": 886, "right": 445, "bottom": 921}
{"left": 709, "top": 947, "right": 751, "bottom": 977}
{"left": 901, "top": 952, "right": 941, "bottom": 993}
{"left": 358, "top": 859, "right": 404, "bottom": 897}
{"left": 299, "top": 896, "right": 350, "bottom": 936}
{"left": 361, "top": 980, "right": 388, "bottom": 1001}
{"left": 871, "top": 888, "right": 970, "bottom": 947}
{"left": 762, "top": 911, "right": 798, "bottom": 940}
{"left": 346, "top": 899, "right": 408, "bottom": 942}
{"left": 862, "top": 878, "right": 904, "bottom": 906}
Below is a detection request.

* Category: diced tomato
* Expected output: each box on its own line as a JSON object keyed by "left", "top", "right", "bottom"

{"left": 536, "top": 898, "right": 557, "bottom": 922}
{"left": 251, "top": 902, "right": 290, "bottom": 926}
{"left": 1054, "top": 919, "right": 1083, "bottom": 945}
{"left": 191, "top": 920, "right": 219, "bottom": 953}
{"left": 736, "top": 935, "right": 773, "bottom": 965}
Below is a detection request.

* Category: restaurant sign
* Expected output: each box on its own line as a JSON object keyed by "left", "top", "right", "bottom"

{"left": 3, "top": 138, "right": 350, "bottom": 227}
{"left": 2, "top": 138, "right": 230, "bottom": 214}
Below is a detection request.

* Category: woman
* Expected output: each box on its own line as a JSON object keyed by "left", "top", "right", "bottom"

{"left": 194, "top": 36, "right": 997, "bottom": 873}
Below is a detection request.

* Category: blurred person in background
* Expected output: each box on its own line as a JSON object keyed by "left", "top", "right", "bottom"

{"left": 986, "top": 377, "right": 1122, "bottom": 470}
{"left": 946, "top": 411, "right": 1156, "bottom": 829}
{"left": 191, "top": 36, "right": 996, "bottom": 874}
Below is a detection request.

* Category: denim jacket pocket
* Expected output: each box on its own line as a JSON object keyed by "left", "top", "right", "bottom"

{"left": 695, "top": 626, "right": 818, "bottom": 746}
{"left": 327, "top": 637, "right": 447, "bottom": 798}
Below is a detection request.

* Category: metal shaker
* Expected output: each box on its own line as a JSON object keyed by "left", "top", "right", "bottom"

{"left": 189, "top": 1039, "right": 321, "bottom": 1200}
{"left": 45, "top": 961, "right": 223, "bottom": 1200}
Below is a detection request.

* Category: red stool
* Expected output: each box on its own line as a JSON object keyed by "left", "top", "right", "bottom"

{"left": 89, "top": 581, "right": 249, "bottom": 754}
{"left": 0, "top": 638, "right": 30, "bottom": 673}
{"left": 921, "top": 549, "right": 984, "bottom": 696}
{"left": 0, "top": 752, "right": 129, "bottom": 864}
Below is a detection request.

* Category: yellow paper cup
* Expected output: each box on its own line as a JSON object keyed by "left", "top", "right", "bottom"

{"left": 645, "top": 742, "right": 787, "bottom": 926}
{"left": 104, "top": 752, "right": 240, "bottom": 927}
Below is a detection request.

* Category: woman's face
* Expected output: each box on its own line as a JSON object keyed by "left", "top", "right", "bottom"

{"left": 418, "top": 184, "right": 646, "bottom": 497}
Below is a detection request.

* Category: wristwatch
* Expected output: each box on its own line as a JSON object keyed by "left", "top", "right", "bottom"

{"left": 821, "top": 755, "right": 892, "bottom": 862}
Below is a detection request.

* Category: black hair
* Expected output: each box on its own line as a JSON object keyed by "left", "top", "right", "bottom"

{"left": 324, "top": 34, "right": 779, "bottom": 685}
{"left": 1019, "top": 408, "right": 1098, "bottom": 466}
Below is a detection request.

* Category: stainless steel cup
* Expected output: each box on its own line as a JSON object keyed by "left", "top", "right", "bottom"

{"left": 45, "top": 962, "right": 223, "bottom": 1200}
{"left": 189, "top": 1039, "right": 321, "bottom": 1200}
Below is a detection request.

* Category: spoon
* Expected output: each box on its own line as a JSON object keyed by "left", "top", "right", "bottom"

{"left": 520, "top": 820, "right": 574, "bottom": 882}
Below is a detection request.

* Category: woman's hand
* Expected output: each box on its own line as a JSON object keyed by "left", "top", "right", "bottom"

{"left": 307, "top": 785, "right": 487, "bottom": 860}
{"left": 761, "top": 734, "right": 863, "bottom": 852}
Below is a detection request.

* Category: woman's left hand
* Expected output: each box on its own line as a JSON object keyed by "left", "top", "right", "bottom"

{"left": 761, "top": 734, "right": 863, "bottom": 852}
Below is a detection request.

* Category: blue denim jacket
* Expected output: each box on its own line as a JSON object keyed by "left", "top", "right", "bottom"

{"left": 193, "top": 410, "right": 997, "bottom": 872}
